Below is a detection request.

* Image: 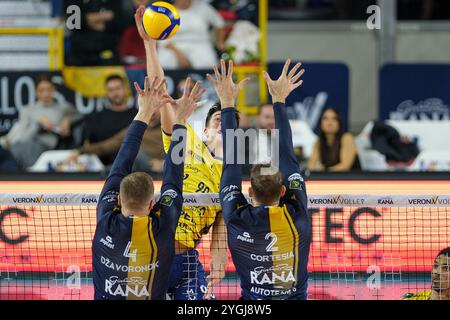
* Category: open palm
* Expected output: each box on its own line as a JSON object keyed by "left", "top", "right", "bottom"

{"left": 263, "top": 59, "right": 305, "bottom": 103}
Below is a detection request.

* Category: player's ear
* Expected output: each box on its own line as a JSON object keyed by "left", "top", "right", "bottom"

{"left": 280, "top": 185, "right": 287, "bottom": 198}
{"left": 248, "top": 187, "right": 254, "bottom": 198}
{"left": 117, "top": 194, "right": 122, "bottom": 207}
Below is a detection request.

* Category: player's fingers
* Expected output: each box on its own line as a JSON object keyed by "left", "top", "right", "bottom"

{"left": 213, "top": 64, "right": 221, "bottom": 81}
{"left": 149, "top": 76, "right": 158, "bottom": 92}
{"left": 220, "top": 59, "right": 227, "bottom": 79}
{"left": 193, "top": 88, "right": 207, "bottom": 102}
{"left": 288, "top": 62, "right": 302, "bottom": 78}
{"left": 155, "top": 77, "right": 166, "bottom": 93}
{"left": 227, "top": 60, "right": 234, "bottom": 79}
{"left": 292, "top": 79, "right": 304, "bottom": 90}
{"left": 262, "top": 71, "right": 273, "bottom": 83}
{"left": 206, "top": 73, "right": 217, "bottom": 86}
{"left": 183, "top": 77, "right": 192, "bottom": 97}
{"left": 237, "top": 77, "right": 251, "bottom": 93}
{"left": 291, "top": 68, "right": 305, "bottom": 84}
{"left": 282, "top": 58, "right": 291, "bottom": 77}
{"left": 133, "top": 82, "right": 143, "bottom": 95}
{"left": 190, "top": 80, "right": 202, "bottom": 99}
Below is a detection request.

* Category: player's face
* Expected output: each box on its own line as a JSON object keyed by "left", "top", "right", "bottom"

{"left": 205, "top": 111, "right": 222, "bottom": 141}
{"left": 432, "top": 255, "right": 450, "bottom": 292}
{"left": 36, "top": 81, "right": 55, "bottom": 105}
{"left": 106, "top": 79, "right": 127, "bottom": 106}
{"left": 258, "top": 105, "right": 275, "bottom": 131}
{"left": 321, "top": 109, "right": 340, "bottom": 135}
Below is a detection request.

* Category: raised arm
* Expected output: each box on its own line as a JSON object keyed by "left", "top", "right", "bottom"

{"left": 208, "top": 60, "right": 249, "bottom": 222}
{"left": 97, "top": 77, "right": 173, "bottom": 221}
{"left": 159, "top": 77, "right": 202, "bottom": 228}
{"left": 206, "top": 59, "right": 249, "bottom": 299}
{"left": 135, "top": 5, "right": 175, "bottom": 135}
{"left": 263, "top": 59, "right": 307, "bottom": 210}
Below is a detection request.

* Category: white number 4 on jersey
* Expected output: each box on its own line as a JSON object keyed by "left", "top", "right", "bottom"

{"left": 123, "top": 241, "right": 137, "bottom": 262}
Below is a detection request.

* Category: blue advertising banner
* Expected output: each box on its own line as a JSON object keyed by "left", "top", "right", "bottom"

{"left": 268, "top": 62, "right": 349, "bottom": 131}
{"left": 380, "top": 64, "right": 450, "bottom": 121}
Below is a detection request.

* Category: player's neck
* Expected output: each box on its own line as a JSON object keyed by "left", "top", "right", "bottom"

{"left": 206, "top": 138, "right": 223, "bottom": 158}
{"left": 121, "top": 208, "right": 148, "bottom": 218}
{"left": 252, "top": 199, "right": 279, "bottom": 208}
{"left": 430, "top": 289, "right": 450, "bottom": 300}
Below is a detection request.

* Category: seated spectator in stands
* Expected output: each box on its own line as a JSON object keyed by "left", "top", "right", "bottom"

{"left": 308, "top": 107, "right": 360, "bottom": 172}
{"left": 160, "top": 0, "right": 226, "bottom": 69}
{"left": 68, "top": 74, "right": 152, "bottom": 172}
{"left": 248, "top": 104, "right": 276, "bottom": 165}
{"left": 65, "top": 0, "right": 124, "bottom": 66}
{"left": 119, "top": 0, "right": 151, "bottom": 68}
{"left": 0, "top": 75, "right": 77, "bottom": 170}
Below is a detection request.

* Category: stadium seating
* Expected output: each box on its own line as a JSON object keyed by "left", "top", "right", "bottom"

{"left": 0, "top": 0, "right": 60, "bottom": 71}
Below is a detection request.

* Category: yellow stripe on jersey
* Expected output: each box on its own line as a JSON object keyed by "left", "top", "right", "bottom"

{"left": 162, "top": 125, "right": 222, "bottom": 248}
{"left": 401, "top": 291, "right": 431, "bottom": 300}
{"left": 283, "top": 206, "right": 300, "bottom": 285}
{"left": 268, "top": 206, "right": 299, "bottom": 291}
{"left": 127, "top": 216, "right": 156, "bottom": 300}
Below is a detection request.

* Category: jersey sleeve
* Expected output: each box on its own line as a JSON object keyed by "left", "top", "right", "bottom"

{"left": 273, "top": 102, "right": 307, "bottom": 213}
{"left": 158, "top": 124, "right": 187, "bottom": 231}
{"left": 219, "top": 108, "right": 247, "bottom": 225}
{"left": 96, "top": 120, "right": 147, "bottom": 222}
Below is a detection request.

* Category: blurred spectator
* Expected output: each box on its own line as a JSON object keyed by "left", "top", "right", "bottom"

{"left": 248, "top": 104, "right": 275, "bottom": 165}
{"left": 65, "top": 0, "right": 124, "bottom": 66}
{"left": 119, "top": 0, "right": 151, "bottom": 68}
{"left": 308, "top": 107, "right": 360, "bottom": 172}
{"left": 68, "top": 75, "right": 153, "bottom": 172}
{"left": 160, "top": 0, "right": 226, "bottom": 69}
{"left": 0, "top": 75, "right": 78, "bottom": 170}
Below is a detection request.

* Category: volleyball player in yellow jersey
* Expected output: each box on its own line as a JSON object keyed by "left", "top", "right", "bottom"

{"left": 402, "top": 247, "right": 450, "bottom": 300}
{"left": 135, "top": 6, "right": 249, "bottom": 300}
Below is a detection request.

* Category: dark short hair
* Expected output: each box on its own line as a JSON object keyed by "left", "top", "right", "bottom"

{"left": 105, "top": 74, "right": 125, "bottom": 86}
{"left": 119, "top": 172, "right": 154, "bottom": 210}
{"left": 437, "top": 247, "right": 450, "bottom": 259}
{"left": 35, "top": 74, "right": 54, "bottom": 88}
{"left": 250, "top": 164, "right": 283, "bottom": 205}
{"left": 205, "top": 102, "right": 240, "bottom": 128}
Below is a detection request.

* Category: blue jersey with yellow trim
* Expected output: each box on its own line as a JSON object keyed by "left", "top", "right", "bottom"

{"left": 92, "top": 121, "right": 186, "bottom": 300}
{"left": 219, "top": 104, "right": 311, "bottom": 300}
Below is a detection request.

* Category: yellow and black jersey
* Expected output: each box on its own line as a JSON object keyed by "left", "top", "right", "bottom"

{"left": 92, "top": 121, "right": 187, "bottom": 300}
{"left": 162, "top": 124, "right": 222, "bottom": 249}
{"left": 219, "top": 105, "right": 311, "bottom": 300}
{"left": 401, "top": 291, "right": 431, "bottom": 300}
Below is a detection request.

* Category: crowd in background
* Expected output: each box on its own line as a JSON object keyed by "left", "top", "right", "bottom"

{"left": 0, "top": 0, "right": 444, "bottom": 174}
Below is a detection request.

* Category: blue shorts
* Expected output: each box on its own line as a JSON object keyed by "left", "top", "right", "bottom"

{"left": 167, "top": 249, "right": 214, "bottom": 300}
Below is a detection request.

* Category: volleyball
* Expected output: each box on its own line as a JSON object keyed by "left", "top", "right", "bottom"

{"left": 142, "top": 2, "right": 181, "bottom": 41}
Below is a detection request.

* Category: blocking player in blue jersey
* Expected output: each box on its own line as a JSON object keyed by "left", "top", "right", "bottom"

{"left": 92, "top": 76, "right": 202, "bottom": 300}
{"left": 212, "top": 59, "right": 311, "bottom": 300}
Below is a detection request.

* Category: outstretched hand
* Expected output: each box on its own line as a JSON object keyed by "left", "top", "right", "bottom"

{"left": 134, "top": 5, "right": 155, "bottom": 45}
{"left": 207, "top": 59, "right": 249, "bottom": 108}
{"left": 172, "top": 77, "right": 206, "bottom": 125}
{"left": 134, "top": 76, "right": 174, "bottom": 123}
{"left": 263, "top": 59, "right": 305, "bottom": 104}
